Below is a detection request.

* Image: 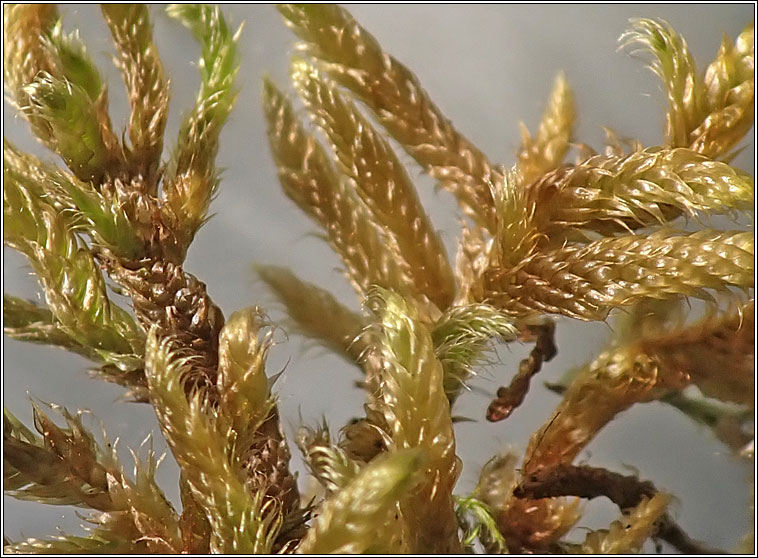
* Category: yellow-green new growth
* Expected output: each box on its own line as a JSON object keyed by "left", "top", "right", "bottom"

{"left": 295, "top": 449, "right": 425, "bottom": 554}
{"left": 217, "top": 307, "right": 276, "bottom": 460}
{"left": 8, "top": 149, "right": 141, "bottom": 264}
{"left": 3, "top": 140, "right": 144, "bottom": 261}
{"left": 3, "top": 4, "right": 754, "bottom": 555}
{"left": 3, "top": 162, "right": 144, "bottom": 365}
{"left": 432, "top": 303, "right": 518, "bottom": 402}
{"left": 4, "top": 4, "right": 301, "bottom": 555}
{"left": 455, "top": 494, "right": 508, "bottom": 553}
{"left": 369, "top": 288, "right": 462, "bottom": 552}
{"left": 622, "top": 19, "right": 754, "bottom": 159}
{"left": 163, "top": 4, "right": 241, "bottom": 248}
{"left": 22, "top": 74, "right": 114, "bottom": 183}
{"left": 144, "top": 329, "right": 281, "bottom": 554}
{"left": 4, "top": 295, "right": 92, "bottom": 358}
{"left": 44, "top": 21, "right": 103, "bottom": 101}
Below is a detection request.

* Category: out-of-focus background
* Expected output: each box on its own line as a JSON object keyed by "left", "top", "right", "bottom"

{"left": 4, "top": 4, "right": 754, "bottom": 551}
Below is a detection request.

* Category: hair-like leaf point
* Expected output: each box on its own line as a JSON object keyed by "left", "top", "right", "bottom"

{"left": 4, "top": 172, "right": 145, "bottom": 363}
{"left": 4, "top": 405, "right": 182, "bottom": 553}
{"left": 432, "top": 303, "right": 518, "bottom": 403}
{"left": 694, "top": 22, "right": 755, "bottom": 159}
{"left": 622, "top": 19, "right": 755, "bottom": 159}
{"left": 491, "top": 166, "right": 543, "bottom": 266}
{"left": 3, "top": 146, "right": 79, "bottom": 248}
{"left": 4, "top": 4, "right": 754, "bottom": 554}
{"left": 144, "top": 327, "right": 283, "bottom": 554}
{"left": 61, "top": 177, "right": 145, "bottom": 259}
{"left": 256, "top": 264, "right": 368, "bottom": 363}
{"left": 3, "top": 162, "right": 146, "bottom": 381}
{"left": 621, "top": 19, "right": 703, "bottom": 148}
{"left": 297, "top": 421, "right": 361, "bottom": 496}
{"left": 7, "top": 141, "right": 145, "bottom": 262}
{"left": 295, "top": 448, "right": 425, "bottom": 554}
{"left": 4, "top": 531, "right": 144, "bottom": 555}
{"left": 163, "top": 4, "right": 241, "bottom": 248}
{"left": 277, "top": 3, "right": 500, "bottom": 231}
{"left": 368, "top": 289, "right": 457, "bottom": 461}
{"left": 5, "top": 405, "right": 114, "bottom": 510}
{"left": 3, "top": 294, "right": 102, "bottom": 361}
{"left": 3, "top": 140, "right": 80, "bottom": 224}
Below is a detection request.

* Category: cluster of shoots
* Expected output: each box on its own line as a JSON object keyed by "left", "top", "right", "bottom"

{"left": 3, "top": 4, "right": 754, "bottom": 554}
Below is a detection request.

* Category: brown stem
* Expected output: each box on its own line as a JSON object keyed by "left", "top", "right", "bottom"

{"left": 514, "top": 463, "right": 656, "bottom": 508}
{"left": 96, "top": 180, "right": 301, "bottom": 549}
{"left": 487, "top": 320, "right": 557, "bottom": 421}
{"left": 514, "top": 464, "right": 725, "bottom": 555}
{"left": 108, "top": 257, "right": 225, "bottom": 390}
{"left": 178, "top": 474, "right": 211, "bottom": 554}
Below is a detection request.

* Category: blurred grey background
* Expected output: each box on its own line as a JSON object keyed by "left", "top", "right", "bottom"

{"left": 3, "top": 4, "right": 754, "bottom": 551}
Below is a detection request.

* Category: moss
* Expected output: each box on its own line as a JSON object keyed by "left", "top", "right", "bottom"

{"left": 4, "top": 5, "right": 753, "bottom": 554}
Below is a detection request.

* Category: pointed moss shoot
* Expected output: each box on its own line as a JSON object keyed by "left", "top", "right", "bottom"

{"left": 4, "top": 5, "right": 753, "bottom": 555}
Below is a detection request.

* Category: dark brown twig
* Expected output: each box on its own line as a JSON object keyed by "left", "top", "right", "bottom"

{"left": 487, "top": 320, "right": 557, "bottom": 421}
{"left": 514, "top": 464, "right": 725, "bottom": 555}
{"left": 515, "top": 463, "right": 656, "bottom": 508}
